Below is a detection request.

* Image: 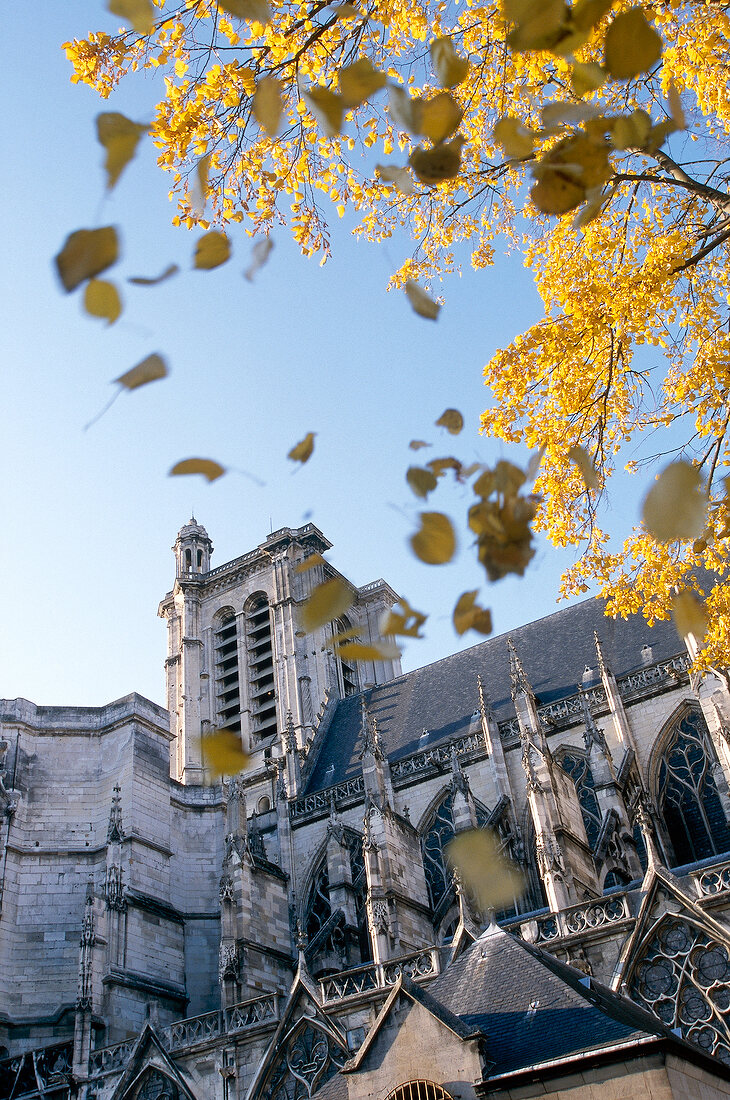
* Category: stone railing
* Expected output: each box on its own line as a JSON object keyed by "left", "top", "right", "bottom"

{"left": 87, "top": 993, "right": 278, "bottom": 1077}
{"left": 619, "top": 654, "right": 690, "bottom": 697}
{"left": 318, "top": 947, "right": 441, "bottom": 1004}
{"left": 291, "top": 776, "right": 366, "bottom": 821}
{"left": 391, "top": 732, "right": 484, "bottom": 781}
{"left": 515, "top": 892, "right": 631, "bottom": 945}
{"left": 694, "top": 859, "right": 730, "bottom": 898}
{"left": 0, "top": 1041, "right": 73, "bottom": 1100}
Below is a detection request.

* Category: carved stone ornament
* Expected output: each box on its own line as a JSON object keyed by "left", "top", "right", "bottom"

{"left": 219, "top": 875, "right": 235, "bottom": 904}
{"left": 105, "top": 864, "right": 127, "bottom": 912}
{"left": 219, "top": 941, "right": 241, "bottom": 984}
{"left": 535, "top": 837, "right": 565, "bottom": 879}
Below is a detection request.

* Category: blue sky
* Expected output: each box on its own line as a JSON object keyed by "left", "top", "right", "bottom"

{"left": 1, "top": 4, "right": 653, "bottom": 708}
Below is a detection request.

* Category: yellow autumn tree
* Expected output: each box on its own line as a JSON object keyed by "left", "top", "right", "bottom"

{"left": 65, "top": 0, "right": 730, "bottom": 667}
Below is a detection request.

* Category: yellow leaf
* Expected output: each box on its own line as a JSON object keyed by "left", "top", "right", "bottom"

{"left": 610, "top": 109, "right": 651, "bottom": 150}
{"left": 571, "top": 61, "right": 607, "bottom": 97}
{"left": 194, "top": 153, "right": 211, "bottom": 213}
{"left": 642, "top": 461, "right": 707, "bottom": 542}
{"left": 218, "top": 0, "right": 271, "bottom": 23}
{"left": 339, "top": 59, "right": 387, "bottom": 108}
{"left": 571, "top": 0, "right": 613, "bottom": 32}
{"left": 84, "top": 279, "right": 122, "bottom": 325}
{"left": 568, "top": 444, "right": 599, "bottom": 490}
{"left": 128, "top": 264, "right": 180, "bottom": 286}
{"left": 667, "top": 81, "right": 686, "bottom": 130}
{"left": 295, "top": 552, "right": 327, "bottom": 574}
{"left": 169, "top": 458, "right": 226, "bottom": 482}
{"left": 336, "top": 640, "right": 402, "bottom": 661}
{"left": 410, "top": 512, "right": 456, "bottom": 564}
{"left": 387, "top": 84, "right": 423, "bottom": 133}
{"left": 376, "top": 164, "right": 417, "bottom": 195}
{"left": 194, "top": 231, "right": 231, "bottom": 270}
{"left": 55, "top": 227, "right": 119, "bottom": 293}
{"left": 332, "top": 626, "right": 364, "bottom": 644}
{"left": 409, "top": 138, "right": 464, "bottom": 185}
{"left": 436, "top": 408, "right": 463, "bottom": 435}
{"left": 407, "top": 466, "right": 438, "bottom": 498}
{"left": 430, "top": 37, "right": 469, "bottom": 88}
{"left": 409, "top": 440, "right": 431, "bottom": 451}
{"left": 671, "top": 590, "right": 708, "bottom": 643}
{"left": 380, "top": 597, "right": 427, "bottom": 637}
{"left": 531, "top": 132, "right": 611, "bottom": 215}
{"left": 116, "top": 353, "right": 168, "bottom": 389}
{"left": 299, "top": 577, "right": 353, "bottom": 632}
{"left": 604, "top": 8, "right": 662, "bottom": 80}
{"left": 404, "top": 279, "right": 441, "bottom": 320}
{"left": 304, "top": 88, "right": 344, "bottom": 137}
{"left": 288, "top": 432, "right": 316, "bottom": 463}
{"left": 446, "top": 828, "right": 525, "bottom": 910}
{"left": 453, "top": 591, "right": 493, "bottom": 636}
{"left": 504, "top": 0, "right": 569, "bottom": 51}
{"left": 244, "top": 237, "right": 274, "bottom": 281}
{"left": 200, "top": 729, "right": 250, "bottom": 777}
{"left": 96, "top": 112, "right": 147, "bottom": 190}
{"left": 108, "top": 0, "right": 155, "bottom": 33}
{"left": 253, "top": 76, "right": 283, "bottom": 137}
{"left": 493, "top": 116, "right": 537, "bottom": 160}
{"left": 419, "top": 92, "right": 463, "bottom": 144}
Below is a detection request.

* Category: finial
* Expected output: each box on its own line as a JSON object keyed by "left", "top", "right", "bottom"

{"left": 449, "top": 742, "right": 469, "bottom": 797}
{"left": 635, "top": 793, "right": 662, "bottom": 870}
{"left": 276, "top": 763, "right": 288, "bottom": 802}
{"left": 594, "top": 631, "right": 610, "bottom": 677}
{"left": 508, "top": 638, "right": 533, "bottom": 700}
{"left": 359, "top": 697, "right": 384, "bottom": 761}
{"left": 578, "top": 688, "right": 607, "bottom": 753}
{"left": 107, "top": 785, "right": 124, "bottom": 844}
{"left": 477, "top": 674, "right": 493, "bottom": 722}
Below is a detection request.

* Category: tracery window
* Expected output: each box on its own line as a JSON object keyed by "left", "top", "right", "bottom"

{"left": 384, "top": 1083, "right": 453, "bottom": 1100}
{"left": 304, "top": 834, "right": 370, "bottom": 969}
{"left": 247, "top": 595, "right": 277, "bottom": 739}
{"left": 263, "top": 1018, "right": 346, "bottom": 1100}
{"left": 133, "top": 1069, "right": 181, "bottom": 1100}
{"left": 657, "top": 709, "right": 730, "bottom": 866}
{"left": 421, "top": 792, "right": 493, "bottom": 920}
{"left": 559, "top": 751, "right": 602, "bottom": 849}
{"left": 629, "top": 916, "right": 730, "bottom": 1064}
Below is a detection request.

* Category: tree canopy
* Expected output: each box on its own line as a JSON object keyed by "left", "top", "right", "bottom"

{"left": 63, "top": 0, "right": 730, "bottom": 669}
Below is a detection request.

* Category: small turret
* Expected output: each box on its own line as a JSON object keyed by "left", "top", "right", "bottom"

{"left": 174, "top": 517, "right": 213, "bottom": 578}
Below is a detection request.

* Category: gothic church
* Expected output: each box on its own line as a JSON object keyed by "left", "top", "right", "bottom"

{"left": 3, "top": 520, "right": 730, "bottom": 1100}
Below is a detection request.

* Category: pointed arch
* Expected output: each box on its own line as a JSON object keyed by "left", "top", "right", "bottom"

{"left": 300, "top": 830, "right": 370, "bottom": 975}
{"left": 128, "top": 1069, "right": 181, "bottom": 1100}
{"left": 650, "top": 703, "right": 730, "bottom": 866}
{"left": 554, "top": 746, "right": 602, "bottom": 850}
{"left": 254, "top": 1015, "right": 347, "bottom": 1100}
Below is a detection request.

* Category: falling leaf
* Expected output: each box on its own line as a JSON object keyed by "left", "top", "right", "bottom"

{"left": 108, "top": 0, "right": 155, "bottom": 33}
{"left": 571, "top": 61, "right": 607, "bottom": 96}
{"left": 571, "top": 0, "right": 614, "bottom": 31}
{"left": 169, "top": 458, "right": 226, "bottom": 482}
{"left": 409, "top": 440, "right": 431, "bottom": 451}
{"left": 642, "top": 461, "right": 707, "bottom": 542}
{"left": 304, "top": 88, "right": 344, "bottom": 137}
{"left": 409, "top": 137, "right": 464, "bottom": 185}
{"left": 337, "top": 640, "right": 402, "bottom": 661}
{"left": 96, "top": 112, "right": 147, "bottom": 190}
{"left": 610, "top": 109, "right": 652, "bottom": 150}
{"left": 387, "top": 84, "right": 423, "bottom": 133}
{"left": 430, "top": 37, "right": 469, "bottom": 88}
{"left": 493, "top": 116, "right": 538, "bottom": 159}
{"left": 128, "top": 264, "right": 180, "bottom": 286}
{"left": 201, "top": 729, "right": 250, "bottom": 777}
{"left": 419, "top": 92, "right": 463, "bottom": 144}
{"left": 218, "top": 0, "right": 271, "bottom": 23}
{"left": 405, "top": 280, "right": 440, "bottom": 320}
{"left": 253, "top": 76, "right": 283, "bottom": 136}
{"left": 295, "top": 552, "right": 327, "bottom": 574}
{"left": 339, "top": 59, "right": 387, "bottom": 107}
{"left": 55, "top": 227, "right": 119, "bottom": 292}
{"left": 540, "top": 102, "right": 603, "bottom": 128}
{"left": 376, "top": 164, "right": 417, "bottom": 195}
{"left": 446, "top": 828, "right": 525, "bottom": 910}
{"left": 84, "top": 279, "right": 122, "bottom": 325}
{"left": 380, "top": 597, "right": 427, "bottom": 637}
{"left": 193, "top": 153, "right": 211, "bottom": 215}
{"left": 410, "top": 512, "right": 456, "bottom": 564}
{"left": 428, "top": 456, "right": 463, "bottom": 479}
{"left": 194, "top": 231, "right": 231, "bottom": 270}
{"left": 568, "top": 444, "right": 599, "bottom": 490}
{"left": 115, "top": 353, "right": 168, "bottom": 390}
{"left": 453, "top": 591, "right": 493, "bottom": 636}
{"left": 436, "top": 408, "right": 463, "bottom": 435}
{"left": 604, "top": 8, "right": 662, "bottom": 80}
{"left": 244, "top": 237, "right": 274, "bottom": 281}
{"left": 332, "top": 625, "right": 364, "bottom": 644}
{"left": 407, "top": 466, "right": 439, "bottom": 498}
{"left": 299, "top": 577, "right": 353, "bottom": 632}
{"left": 531, "top": 132, "right": 611, "bottom": 215}
{"left": 288, "top": 432, "right": 316, "bottom": 464}
{"left": 504, "top": 0, "right": 569, "bottom": 52}
{"left": 667, "top": 81, "right": 686, "bottom": 130}
{"left": 671, "top": 590, "right": 708, "bottom": 643}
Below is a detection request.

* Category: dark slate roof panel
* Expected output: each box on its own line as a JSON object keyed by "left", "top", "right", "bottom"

{"left": 429, "top": 925, "right": 660, "bottom": 1076}
{"left": 306, "top": 596, "right": 683, "bottom": 792}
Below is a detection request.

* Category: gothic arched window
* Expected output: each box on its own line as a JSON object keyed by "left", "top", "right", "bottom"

{"left": 303, "top": 834, "right": 370, "bottom": 972}
{"left": 384, "top": 1084, "right": 454, "bottom": 1100}
{"left": 262, "top": 1018, "right": 347, "bottom": 1100}
{"left": 657, "top": 709, "right": 730, "bottom": 866}
{"left": 133, "top": 1069, "right": 181, "bottom": 1100}
{"left": 629, "top": 916, "right": 730, "bottom": 1064}
{"left": 421, "top": 792, "right": 494, "bottom": 922}
{"left": 247, "top": 594, "right": 277, "bottom": 739}
{"left": 559, "top": 751, "right": 602, "bottom": 849}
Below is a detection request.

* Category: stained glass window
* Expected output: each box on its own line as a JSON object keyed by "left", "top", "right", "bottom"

{"left": 559, "top": 752, "right": 602, "bottom": 849}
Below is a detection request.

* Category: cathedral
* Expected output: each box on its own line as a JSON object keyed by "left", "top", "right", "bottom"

{"left": 3, "top": 519, "right": 730, "bottom": 1100}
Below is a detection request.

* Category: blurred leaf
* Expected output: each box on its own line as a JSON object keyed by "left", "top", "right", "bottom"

{"left": 128, "top": 264, "right": 179, "bottom": 286}
{"left": 409, "top": 440, "right": 431, "bottom": 450}
{"left": 568, "top": 444, "right": 599, "bottom": 490}
{"left": 253, "top": 76, "right": 283, "bottom": 136}
{"left": 430, "top": 37, "right": 469, "bottom": 88}
{"left": 300, "top": 577, "right": 353, "bottom": 631}
{"left": 84, "top": 279, "right": 122, "bottom": 325}
{"left": 642, "top": 461, "right": 707, "bottom": 542}
{"left": 453, "top": 591, "right": 493, "bottom": 636}
{"left": 571, "top": 61, "right": 607, "bottom": 96}
{"left": 96, "top": 112, "right": 146, "bottom": 190}
{"left": 667, "top": 81, "right": 686, "bottom": 129}
{"left": 376, "top": 163, "right": 417, "bottom": 195}
{"left": 305, "top": 88, "right": 344, "bottom": 137}
{"left": 504, "top": 0, "right": 568, "bottom": 51}
{"left": 244, "top": 237, "right": 274, "bottom": 281}
{"left": 405, "top": 279, "right": 440, "bottom": 319}
{"left": 169, "top": 458, "right": 226, "bottom": 482}
{"left": 116, "top": 354, "right": 168, "bottom": 390}
{"left": 420, "top": 92, "right": 463, "bottom": 144}
{"left": 55, "top": 227, "right": 119, "bottom": 292}
{"left": 407, "top": 466, "right": 439, "bottom": 498}
{"left": 446, "top": 828, "right": 525, "bottom": 910}
{"left": 409, "top": 137, "right": 464, "bottom": 185}
{"left": 108, "top": 0, "right": 155, "bottom": 33}
{"left": 671, "top": 590, "right": 708, "bottom": 643}
{"left": 295, "top": 552, "right": 327, "bottom": 574}
{"left": 604, "top": 8, "right": 662, "bottom": 80}
{"left": 387, "top": 84, "right": 424, "bottom": 133}
{"left": 219, "top": 0, "right": 271, "bottom": 23}
{"left": 380, "top": 597, "right": 427, "bottom": 637}
{"left": 410, "top": 512, "right": 456, "bottom": 564}
{"left": 337, "top": 640, "right": 402, "bottom": 660}
{"left": 436, "top": 408, "right": 463, "bottom": 435}
{"left": 201, "top": 729, "right": 250, "bottom": 777}
{"left": 493, "top": 116, "right": 537, "bottom": 159}
{"left": 288, "top": 432, "right": 316, "bottom": 463}
{"left": 339, "top": 59, "right": 387, "bottom": 107}
{"left": 194, "top": 231, "right": 231, "bottom": 270}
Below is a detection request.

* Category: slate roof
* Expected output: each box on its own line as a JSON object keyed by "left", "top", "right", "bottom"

{"left": 306, "top": 596, "right": 684, "bottom": 791}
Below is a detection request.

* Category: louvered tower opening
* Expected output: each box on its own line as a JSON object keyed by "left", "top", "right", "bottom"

{"left": 247, "top": 596, "right": 277, "bottom": 739}
{"left": 334, "top": 617, "right": 359, "bottom": 697}
{"left": 214, "top": 613, "right": 241, "bottom": 733}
